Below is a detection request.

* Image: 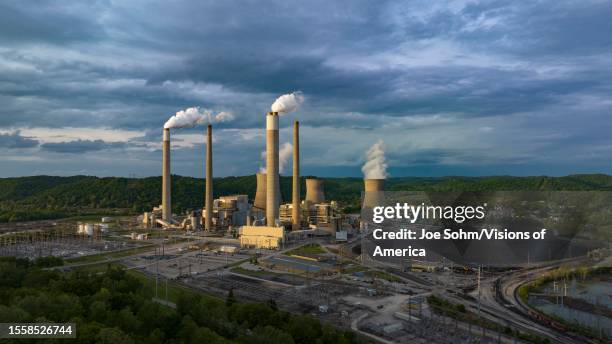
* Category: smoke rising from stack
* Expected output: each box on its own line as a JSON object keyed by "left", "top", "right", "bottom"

{"left": 362, "top": 139, "right": 388, "bottom": 179}
{"left": 271, "top": 92, "right": 304, "bottom": 114}
{"left": 164, "top": 107, "right": 233, "bottom": 129}
{"left": 279, "top": 142, "right": 293, "bottom": 173}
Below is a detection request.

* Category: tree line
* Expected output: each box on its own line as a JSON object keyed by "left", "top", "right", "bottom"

{"left": 0, "top": 257, "right": 362, "bottom": 344}
{"left": 0, "top": 174, "right": 610, "bottom": 222}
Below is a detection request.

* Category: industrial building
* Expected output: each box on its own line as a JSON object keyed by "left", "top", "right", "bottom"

{"left": 202, "top": 195, "right": 250, "bottom": 233}
{"left": 77, "top": 223, "right": 108, "bottom": 236}
{"left": 239, "top": 226, "right": 284, "bottom": 249}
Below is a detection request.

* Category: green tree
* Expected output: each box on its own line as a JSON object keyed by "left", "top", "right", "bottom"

{"left": 96, "top": 327, "right": 134, "bottom": 344}
{"left": 226, "top": 288, "right": 236, "bottom": 307}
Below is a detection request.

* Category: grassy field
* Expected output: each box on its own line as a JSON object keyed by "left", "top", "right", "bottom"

{"left": 285, "top": 243, "right": 326, "bottom": 256}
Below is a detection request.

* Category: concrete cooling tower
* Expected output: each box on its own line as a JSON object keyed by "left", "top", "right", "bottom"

{"left": 254, "top": 172, "right": 267, "bottom": 210}
{"left": 363, "top": 178, "right": 385, "bottom": 209}
{"left": 305, "top": 178, "right": 325, "bottom": 204}
{"left": 162, "top": 128, "right": 172, "bottom": 222}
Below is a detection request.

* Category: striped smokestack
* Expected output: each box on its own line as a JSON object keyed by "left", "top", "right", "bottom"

{"left": 204, "top": 125, "right": 213, "bottom": 231}
{"left": 162, "top": 128, "right": 172, "bottom": 222}
{"left": 292, "top": 120, "right": 300, "bottom": 230}
{"left": 266, "top": 112, "right": 280, "bottom": 226}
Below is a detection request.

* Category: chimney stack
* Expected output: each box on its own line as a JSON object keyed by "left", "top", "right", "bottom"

{"left": 292, "top": 120, "right": 300, "bottom": 231}
{"left": 204, "top": 125, "right": 213, "bottom": 231}
{"left": 305, "top": 178, "right": 325, "bottom": 205}
{"left": 266, "top": 112, "right": 280, "bottom": 226}
{"left": 162, "top": 128, "right": 172, "bottom": 222}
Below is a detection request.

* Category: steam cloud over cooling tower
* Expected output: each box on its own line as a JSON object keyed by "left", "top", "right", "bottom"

{"left": 259, "top": 142, "right": 293, "bottom": 174}
{"left": 164, "top": 107, "right": 233, "bottom": 129}
{"left": 362, "top": 139, "right": 388, "bottom": 179}
{"left": 278, "top": 142, "right": 293, "bottom": 173}
{"left": 271, "top": 92, "right": 304, "bottom": 114}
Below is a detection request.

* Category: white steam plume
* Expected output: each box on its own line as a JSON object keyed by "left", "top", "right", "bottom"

{"left": 271, "top": 92, "right": 304, "bottom": 114}
{"left": 164, "top": 107, "right": 234, "bottom": 129}
{"left": 214, "top": 111, "right": 234, "bottom": 122}
{"left": 362, "top": 140, "right": 388, "bottom": 179}
{"left": 278, "top": 142, "right": 293, "bottom": 173}
{"left": 258, "top": 142, "right": 293, "bottom": 174}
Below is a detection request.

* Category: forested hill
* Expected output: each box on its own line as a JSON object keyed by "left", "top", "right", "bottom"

{"left": 0, "top": 174, "right": 611, "bottom": 222}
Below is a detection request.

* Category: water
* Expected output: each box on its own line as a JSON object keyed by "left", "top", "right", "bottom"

{"left": 528, "top": 279, "right": 612, "bottom": 336}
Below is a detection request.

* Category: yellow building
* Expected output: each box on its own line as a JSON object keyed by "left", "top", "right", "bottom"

{"left": 239, "top": 226, "right": 284, "bottom": 249}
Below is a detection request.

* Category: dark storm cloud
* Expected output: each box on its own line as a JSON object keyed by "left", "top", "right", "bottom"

{"left": 41, "top": 139, "right": 126, "bottom": 154}
{"left": 1, "top": 0, "right": 611, "bottom": 176}
{"left": 0, "top": 1, "right": 106, "bottom": 44}
{"left": 0, "top": 131, "right": 39, "bottom": 148}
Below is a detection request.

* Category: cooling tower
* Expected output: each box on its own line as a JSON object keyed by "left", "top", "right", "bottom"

{"left": 363, "top": 178, "right": 385, "bottom": 209}
{"left": 204, "top": 125, "right": 213, "bottom": 231}
{"left": 254, "top": 172, "right": 267, "bottom": 210}
{"left": 305, "top": 178, "right": 325, "bottom": 204}
{"left": 292, "top": 120, "right": 300, "bottom": 230}
{"left": 266, "top": 112, "right": 280, "bottom": 226}
{"left": 162, "top": 128, "right": 172, "bottom": 222}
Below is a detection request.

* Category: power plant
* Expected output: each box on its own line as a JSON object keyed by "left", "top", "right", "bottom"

{"left": 144, "top": 99, "right": 367, "bottom": 246}
{"left": 9, "top": 95, "right": 612, "bottom": 343}
{"left": 7, "top": 97, "right": 594, "bottom": 344}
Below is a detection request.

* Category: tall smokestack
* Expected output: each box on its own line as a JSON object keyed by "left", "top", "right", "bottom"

{"left": 292, "top": 121, "right": 300, "bottom": 231}
{"left": 266, "top": 112, "right": 280, "bottom": 226}
{"left": 205, "top": 125, "right": 213, "bottom": 231}
{"left": 305, "top": 178, "right": 325, "bottom": 205}
{"left": 363, "top": 178, "right": 384, "bottom": 209}
{"left": 162, "top": 128, "right": 172, "bottom": 222}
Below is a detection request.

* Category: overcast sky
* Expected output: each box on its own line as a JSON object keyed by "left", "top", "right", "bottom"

{"left": 1, "top": 0, "right": 611, "bottom": 178}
